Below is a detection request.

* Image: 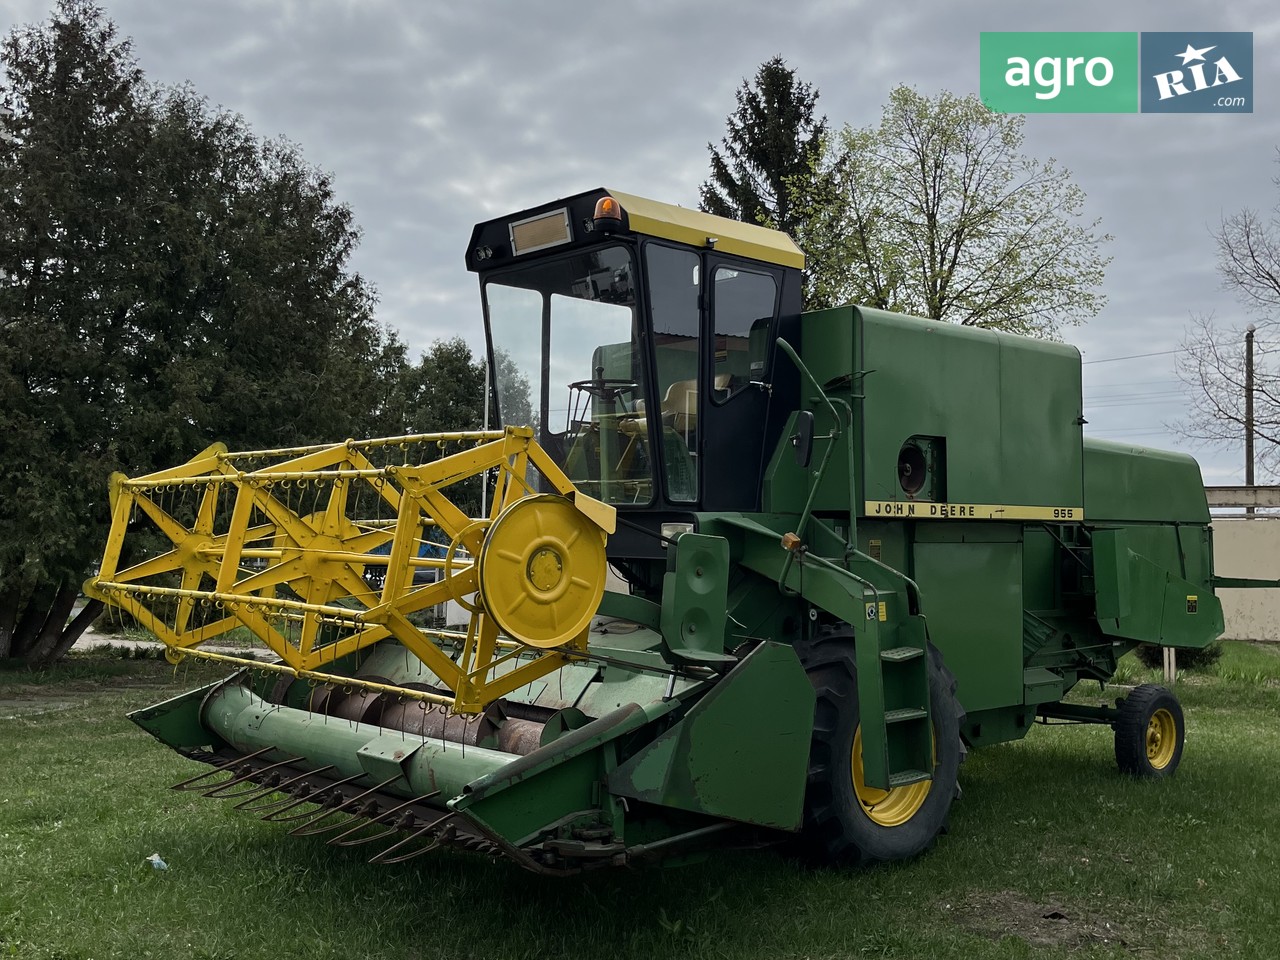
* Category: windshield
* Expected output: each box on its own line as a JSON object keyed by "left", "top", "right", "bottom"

{"left": 485, "top": 246, "right": 654, "bottom": 505}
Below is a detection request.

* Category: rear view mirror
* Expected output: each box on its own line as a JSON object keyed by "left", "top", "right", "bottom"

{"left": 791, "top": 411, "right": 814, "bottom": 468}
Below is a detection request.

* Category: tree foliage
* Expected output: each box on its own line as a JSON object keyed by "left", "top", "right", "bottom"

{"left": 1178, "top": 152, "right": 1280, "bottom": 476}
{"left": 699, "top": 55, "right": 829, "bottom": 241}
{"left": 0, "top": 1, "right": 444, "bottom": 664}
{"left": 795, "top": 86, "right": 1111, "bottom": 335}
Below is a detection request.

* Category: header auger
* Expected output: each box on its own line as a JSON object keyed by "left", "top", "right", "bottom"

{"left": 94, "top": 188, "right": 1232, "bottom": 874}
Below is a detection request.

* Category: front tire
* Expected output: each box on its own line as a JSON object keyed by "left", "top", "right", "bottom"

{"left": 800, "top": 630, "right": 964, "bottom": 866}
{"left": 1115, "top": 683, "right": 1184, "bottom": 778}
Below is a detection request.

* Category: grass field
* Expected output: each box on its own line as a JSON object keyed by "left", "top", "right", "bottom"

{"left": 1, "top": 643, "right": 1278, "bottom": 960}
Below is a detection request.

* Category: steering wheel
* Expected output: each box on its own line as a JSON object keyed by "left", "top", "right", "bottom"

{"left": 568, "top": 379, "right": 639, "bottom": 402}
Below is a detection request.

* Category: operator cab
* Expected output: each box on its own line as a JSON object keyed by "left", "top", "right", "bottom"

{"left": 466, "top": 189, "right": 803, "bottom": 557}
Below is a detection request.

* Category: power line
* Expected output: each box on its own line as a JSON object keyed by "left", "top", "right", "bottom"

{"left": 1084, "top": 377, "right": 1182, "bottom": 390}
{"left": 1087, "top": 426, "right": 1175, "bottom": 435}
{"left": 1087, "top": 393, "right": 1187, "bottom": 402}
{"left": 1082, "top": 349, "right": 1181, "bottom": 365}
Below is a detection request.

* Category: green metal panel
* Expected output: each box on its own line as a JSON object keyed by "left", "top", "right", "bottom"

{"left": 1092, "top": 528, "right": 1133, "bottom": 621}
{"left": 1090, "top": 526, "right": 1224, "bottom": 648}
{"left": 856, "top": 308, "right": 1084, "bottom": 513}
{"left": 129, "top": 681, "right": 226, "bottom": 749}
{"left": 660, "top": 533, "right": 734, "bottom": 665}
{"left": 859, "top": 521, "right": 909, "bottom": 573}
{"left": 607, "top": 642, "right": 814, "bottom": 830}
{"left": 1159, "top": 576, "right": 1224, "bottom": 648}
{"left": 1022, "top": 527, "right": 1060, "bottom": 611}
{"left": 963, "top": 705, "right": 1036, "bottom": 747}
{"left": 798, "top": 306, "right": 857, "bottom": 391}
{"left": 762, "top": 409, "right": 836, "bottom": 516}
{"left": 997, "top": 336, "right": 1085, "bottom": 506}
{"left": 1084, "top": 438, "right": 1211, "bottom": 523}
{"left": 454, "top": 699, "right": 680, "bottom": 844}
{"left": 912, "top": 536, "right": 1024, "bottom": 712}
{"left": 1022, "top": 666, "right": 1066, "bottom": 705}
{"left": 703, "top": 512, "right": 931, "bottom": 792}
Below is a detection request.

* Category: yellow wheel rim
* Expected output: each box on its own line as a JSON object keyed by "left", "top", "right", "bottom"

{"left": 1146, "top": 708, "right": 1178, "bottom": 769}
{"left": 851, "top": 725, "right": 932, "bottom": 827}
{"left": 478, "top": 495, "right": 606, "bottom": 649}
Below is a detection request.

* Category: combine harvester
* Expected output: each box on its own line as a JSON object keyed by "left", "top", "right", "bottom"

{"left": 89, "top": 190, "right": 1227, "bottom": 873}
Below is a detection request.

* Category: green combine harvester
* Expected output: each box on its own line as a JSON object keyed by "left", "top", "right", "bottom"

{"left": 89, "top": 189, "right": 1226, "bottom": 873}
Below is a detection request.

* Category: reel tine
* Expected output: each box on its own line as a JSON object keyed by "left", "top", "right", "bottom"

{"left": 232, "top": 765, "right": 336, "bottom": 813}
{"left": 368, "top": 814, "right": 456, "bottom": 865}
{"left": 327, "top": 791, "right": 441, "bottom": 848}
{"left": 260, "top": 773, "right": 366, "bottom": 823}
{"left": 289, "top": 775, "right": 402, "bottom": 838}
{"left": 202, "top": 756, "right": 302, "bottom": 799}
{"left": 171, "top": 747, "right": 274, "bottom": 792}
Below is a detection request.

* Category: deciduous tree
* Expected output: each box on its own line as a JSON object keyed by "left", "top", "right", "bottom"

{"left": 1178, "top": 152, "right": 1280, "bottom": 476}
{"left": 0, "top": 1, "right": 393, "bottom": 664}
{"left": 796, "top": 86, "right": 1111, "bottom": 334}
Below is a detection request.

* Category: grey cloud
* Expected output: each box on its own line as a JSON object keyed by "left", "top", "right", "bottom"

{"left": 3, "top": 0, "right": 1279, "bottom": 480}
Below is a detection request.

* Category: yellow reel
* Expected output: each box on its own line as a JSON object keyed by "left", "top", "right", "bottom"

{"left": 477, "top": 495, "right": 607, "bottom": 649}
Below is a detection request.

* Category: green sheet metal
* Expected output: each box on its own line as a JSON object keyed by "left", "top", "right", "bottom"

{"left": 1084, "top": 438, "right": 1210, "bottom": 523}
{"left": 1091, "top": 527, "right": 1224, "bottom": 648}
{"left": 608, "top": 642, "right": 813, "bottom": 830}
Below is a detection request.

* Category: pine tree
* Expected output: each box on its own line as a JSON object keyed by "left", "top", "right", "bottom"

{"left": 699, "top": 55, "right": 828, "bottom": 239}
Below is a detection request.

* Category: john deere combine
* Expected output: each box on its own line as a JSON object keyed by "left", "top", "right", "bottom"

{"left": 88, "top": 189, "right": 1224, "bottom": 873}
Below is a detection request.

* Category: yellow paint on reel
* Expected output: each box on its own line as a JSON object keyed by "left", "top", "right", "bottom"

{"left": 87, "top": 427, "right": 617, "bottom": 715}
{"left": 478, "top": 495, "right": 607, "bottom": 649}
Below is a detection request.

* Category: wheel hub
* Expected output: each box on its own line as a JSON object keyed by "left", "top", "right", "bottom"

{"left": 477, "top": 494, "right": 607, "bottom": 649}
{"left": 1146, "top": 708, "right": 1178, "bottom": 769}
{"left": 851, "top": 725, "right": 932, "bottom": 827}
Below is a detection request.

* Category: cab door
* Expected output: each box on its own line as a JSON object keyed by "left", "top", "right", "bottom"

{"left": 700, "top": 258, "right": 781, "bottom": 511}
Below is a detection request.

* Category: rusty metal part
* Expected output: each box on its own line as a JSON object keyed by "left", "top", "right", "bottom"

{"left": 269, "top": 674, "right": 548, "bottom": 756}
{"left": 496, "top": 718, "right": 546, "bottom": 755}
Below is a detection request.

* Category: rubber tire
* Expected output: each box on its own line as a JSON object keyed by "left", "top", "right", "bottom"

{"left": 1115, "top": 683, "right": 1185, "bottom": 778}
{"left": 799, "top": 628, "right": 965, "bottom": 866}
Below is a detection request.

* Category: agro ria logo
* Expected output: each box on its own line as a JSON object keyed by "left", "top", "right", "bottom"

{"left": 1140, "top": 32, "right": 1252, "bottom": 113}
{"left": 1152, "top": 43, "right": 1242, "bottom": 100}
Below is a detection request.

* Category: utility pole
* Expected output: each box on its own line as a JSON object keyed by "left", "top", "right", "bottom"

{"left": 1246, "top": 324, "right": 1256, "bottom": 516}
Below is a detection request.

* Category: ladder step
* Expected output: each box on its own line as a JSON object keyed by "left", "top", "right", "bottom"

{"left": 884, "top": 707, "right": 928, "bottom": 724}
{"left": 880, "top": 646, "right": 924, "bottom": 663}
{"left": 889, "top": 769, "right": 931, "bottom": 788}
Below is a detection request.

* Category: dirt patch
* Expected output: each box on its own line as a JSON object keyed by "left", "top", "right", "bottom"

{"left": 945, "top": 890, "right": 1131, "bottom": 950}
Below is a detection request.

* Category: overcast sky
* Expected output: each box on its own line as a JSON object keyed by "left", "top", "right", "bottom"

{"left": 4, "top": 0, "right": 1279, "bottom": 483}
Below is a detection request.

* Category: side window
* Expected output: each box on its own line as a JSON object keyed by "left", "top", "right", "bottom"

{"left": 712, "top": 266, "right": 777, "bottom": 404}
{"left": 645, "top": 244, "right": 700, "bottom": 502}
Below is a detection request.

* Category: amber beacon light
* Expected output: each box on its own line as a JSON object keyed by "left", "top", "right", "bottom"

{"left": 593, "top": 195, "right": 623, "bottom": 233}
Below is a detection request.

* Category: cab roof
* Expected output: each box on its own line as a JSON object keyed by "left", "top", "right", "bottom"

{"left": 465, "top": 188, "right": 805, "bottom": 272}
{"left": 604, "top": 190, "right": 804, "bottom": 270}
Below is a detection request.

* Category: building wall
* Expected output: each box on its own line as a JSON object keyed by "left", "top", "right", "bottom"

{"left": 1213, "top": 517, "right": 1280, "bottom": 642}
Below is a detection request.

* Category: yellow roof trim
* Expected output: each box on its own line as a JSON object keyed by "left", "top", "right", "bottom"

{"left": 605, "top": 190, "right": 804, "bottom": 270}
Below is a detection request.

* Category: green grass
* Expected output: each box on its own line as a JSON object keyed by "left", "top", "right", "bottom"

{"left": 1, "top": 644, "right": 1278, "bottom": 959}
{"left": 1112, "top": 638, "right": 1280, "bottom": 688}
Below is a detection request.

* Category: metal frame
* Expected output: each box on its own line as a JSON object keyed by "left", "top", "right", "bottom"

{"left": 88, "top": 427, "right": 613, "bottom": 713}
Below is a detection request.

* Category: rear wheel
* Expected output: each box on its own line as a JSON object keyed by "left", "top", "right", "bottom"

{"left": 799, "top": 629, "right": 964, "bottom": 866}
{"left": 1115, "top": 683, "right": 1184, "bottom": 778}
